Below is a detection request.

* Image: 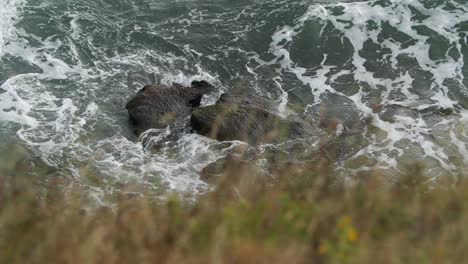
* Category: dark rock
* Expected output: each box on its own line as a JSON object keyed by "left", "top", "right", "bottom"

{"left": 126, "top": 81, "right": 215, "bottom": 136}
{"left": 201, "top": 157, "right": 228, "bottom": 180}
{"left": 191, "top": 102, "right": 313, "bottom": 145}
{"left": 379, "top": 104, "right": 419, "bottom": 123}
{"left": 190, "top": 80, "right": 216, "bottom": 94}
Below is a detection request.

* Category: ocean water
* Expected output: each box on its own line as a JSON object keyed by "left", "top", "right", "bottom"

{"left": 0, "top": 0, "right": 467, "bottom": 204}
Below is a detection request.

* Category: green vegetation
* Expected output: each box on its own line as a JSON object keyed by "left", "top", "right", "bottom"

{"left": 1, "top": 161, "right": 468, "bottom": 263}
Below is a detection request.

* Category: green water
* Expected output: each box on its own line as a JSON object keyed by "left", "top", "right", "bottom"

{"left": 0, "top": 0, "right": 467, "bottom": 203}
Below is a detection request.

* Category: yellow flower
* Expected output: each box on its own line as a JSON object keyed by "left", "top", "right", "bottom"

{"left": 347, "top": 228, "right": 358, "bottom": 243}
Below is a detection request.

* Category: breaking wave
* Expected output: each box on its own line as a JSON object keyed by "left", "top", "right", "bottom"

{"left": 0, "top": 0, "right": 467, "bottom": 204}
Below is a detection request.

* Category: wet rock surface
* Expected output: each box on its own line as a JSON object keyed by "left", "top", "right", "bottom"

{"left": 126, "top": 81, "right": 215, "bottom": 136}
{"left": 216, "top": 92, "right": 274, "bottom": 110}
{"left": 191, "top": 94, "right": 314, "bottom": 145}
{"left": 127, "top": 84, "right": 372, "bottom": 181}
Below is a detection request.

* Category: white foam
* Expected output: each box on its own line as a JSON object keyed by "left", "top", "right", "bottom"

{"left": 0, "top": 0, "right": 32, "bottom": 125}
{"left": 0, "top": 4, "right": 229, "bottom": 201}
{"left": 273, "top": 77, "right": 290, "bottom": 117}
{"left": 255, "top": 0, "right": 468, "bottom": 175}
{"left": 90, "top": 133, "right": 243, "bottom": 198}
{"left": 0, "top": 74, "right": 39, "bottom": 126}
{"left": 0, "top": 0, "right": 25, "bottom": 58}
{"left": 68, "top": 13, "right": 82, "bottom": 40}
{"left": 1, "top": 0, "right": 467, "bottom": 203}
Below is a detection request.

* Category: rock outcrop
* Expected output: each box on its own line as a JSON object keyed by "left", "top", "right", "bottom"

{"left": 126, "top": 81, "right": 215, "bottom": 136}
{"left": 126, "top": 81, "right": 369, "bottom": 182}
{"left": 191, "top": 93, "right": 313, "bottom": 145}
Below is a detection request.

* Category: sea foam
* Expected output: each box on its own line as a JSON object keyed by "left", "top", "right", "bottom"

{"left": 0, "top": 0, "right": 25, "bottom": 58}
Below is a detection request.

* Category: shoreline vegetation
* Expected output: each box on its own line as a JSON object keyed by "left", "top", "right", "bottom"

{"left": 2, "top": 158, "right": 468, "bottom": 264}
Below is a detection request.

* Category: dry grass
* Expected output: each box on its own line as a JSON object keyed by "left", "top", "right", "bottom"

{"left": 1, "top": 160, "right": 468, "bottom": 264}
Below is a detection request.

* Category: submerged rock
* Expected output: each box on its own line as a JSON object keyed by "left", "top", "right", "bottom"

{"left": 194, "top": 92, "right": 371, "bottom": 181}
{"left": 216, "top": 92, "right": 273, "bottom": 110}
{"left": 126, "top": 81, "right": 215, "bottom": 136}
{"left": 318, "top": 132, "right": 368, "bottom": 163}
{"left": 304, "top": 93, "right": 364, "bottom": 133}
{"left": 201, "top": 155, "right": 257, "bottom": 183}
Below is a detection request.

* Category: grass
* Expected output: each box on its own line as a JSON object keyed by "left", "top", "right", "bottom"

{"left": 1, "top": 159, "right": 468, "bottom": 264}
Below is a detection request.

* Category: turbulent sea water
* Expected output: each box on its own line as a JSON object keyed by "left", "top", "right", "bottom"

{"left": 0, "top": 0, "right": 467, "bottom": 204}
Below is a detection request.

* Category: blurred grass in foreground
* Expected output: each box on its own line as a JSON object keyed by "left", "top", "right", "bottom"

{"left": 1, "top": 160, "right": 468, "bottom": 264}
